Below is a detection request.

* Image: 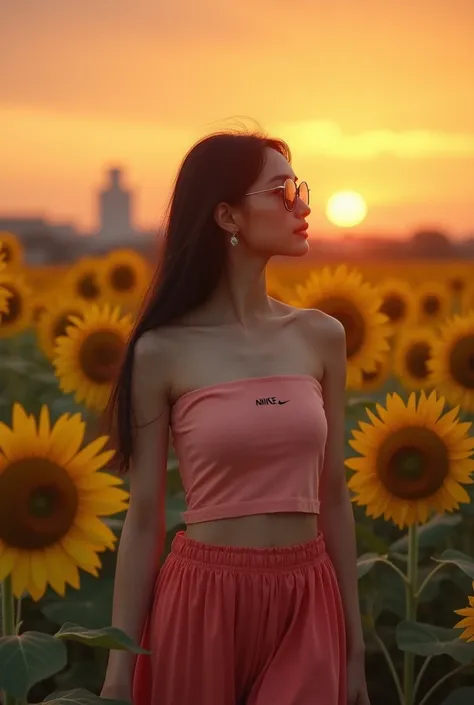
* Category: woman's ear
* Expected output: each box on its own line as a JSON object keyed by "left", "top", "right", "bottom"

{"left": 214, "top": 202, "right": 238, "bottom": 235}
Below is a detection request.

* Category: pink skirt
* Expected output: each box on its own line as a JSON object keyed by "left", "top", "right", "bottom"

{"left": 133, "top": 531, "right": 346, "bottom": 705}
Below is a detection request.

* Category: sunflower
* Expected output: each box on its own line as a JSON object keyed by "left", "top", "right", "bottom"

{"left": 346, "top": 391, "right": 474, "bottom": 528}
{"left": 376, "top": 278, "right": 417, "bottom": 328}
{"left": 0, "top": 231, "right": 24, "bottom": 269}
{"left": 0, "top": 246, "right": 12, "bottom": 317}
{"left": 292, "top": 265, "right": 391, "bottom": 388}
{"left": 52, "top": 303, "right": 133, "bottom": 412}
{"left": 428, "top": 312, "right": 474, "bottom": 412}
{"left": 454, "top": 582, "right": 474, "bottom": 642}
{"left": 416, "top": 281, "right": 452, "bottom": 325}
{"left": 36, "top": 297, "right": 87, "bottom": 360}
{"left": 0, "top": 272, "right": 32, "bottom": 338}
{"left": 98, "top": 249, "right": 151, "bottom": 306}
{"left": 63, "top": 257, "right": 105, "bottom": 303}
{"left": 0, "top": 404, "right": 128, "bottom": 600}
{"left": 393, "top": 327, "right": 439, "bottom": 391}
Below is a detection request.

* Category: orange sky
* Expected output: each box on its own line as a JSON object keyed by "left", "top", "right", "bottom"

{"left": 2, "top": 0, "right": 473, "bottom": 238}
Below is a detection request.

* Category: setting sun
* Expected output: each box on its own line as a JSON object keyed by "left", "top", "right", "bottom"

{"left": 326, "top": 191, "right": 368, "bottom": 228}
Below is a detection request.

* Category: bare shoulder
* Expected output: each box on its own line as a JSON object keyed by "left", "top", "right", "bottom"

{"left": 296, "top": 306, "right": 345, "bottom": 349}
{"left": 132, "top": 329, "right": 175, "bottom": 415}
{"left": 134, "top": 328, "right": 172, "bottom": 360}
{"left": 134, "top": 329, "right": 170, "bottom": 373}
{"left": 293, "top": 309, "right": 347, "bottom": 405}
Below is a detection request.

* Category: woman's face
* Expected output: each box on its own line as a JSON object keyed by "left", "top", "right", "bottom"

{"left": 236, "top": 147, "right": 311, "bottom": 258}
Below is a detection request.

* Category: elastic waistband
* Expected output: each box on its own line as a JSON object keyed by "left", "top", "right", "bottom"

{"left": 170, "top": 531, "right": 327, "bottom": 572}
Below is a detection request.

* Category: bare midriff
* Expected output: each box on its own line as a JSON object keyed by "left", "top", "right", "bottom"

{"left": 185, "top": 512, "right": 319, "bottom": 548}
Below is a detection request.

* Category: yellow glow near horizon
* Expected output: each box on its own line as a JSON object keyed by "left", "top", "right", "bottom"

{"left": 326, "top": 191, "right": 368, "bottom": 228}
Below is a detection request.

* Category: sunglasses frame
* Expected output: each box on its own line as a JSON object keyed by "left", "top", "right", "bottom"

{"left": 245, "top": 178, "right": 310, "bottom": 212}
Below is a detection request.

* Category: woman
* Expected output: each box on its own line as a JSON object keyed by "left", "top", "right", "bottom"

{"left": 101, "top": 130, "right": 369, "bottom": 705}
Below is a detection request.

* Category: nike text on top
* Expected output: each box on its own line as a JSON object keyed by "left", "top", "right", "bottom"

{"left": 255, "top": 397, "right": 290, "bottom": 406}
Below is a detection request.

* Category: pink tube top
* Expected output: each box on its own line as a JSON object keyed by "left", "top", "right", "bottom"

{"left": 170, "top": 374, "right": 327, "bottom": 524}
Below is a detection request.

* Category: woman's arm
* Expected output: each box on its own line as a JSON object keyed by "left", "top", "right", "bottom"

{"left": 315, "top": 314, "right": 365, "bottom": 656}
{"left": 101, "top": 333, "right": 171, "bottom": 698}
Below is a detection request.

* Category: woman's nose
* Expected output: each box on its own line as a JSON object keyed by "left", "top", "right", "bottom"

{"left": 298, "top": 198, "right": 311, "bottom": 217}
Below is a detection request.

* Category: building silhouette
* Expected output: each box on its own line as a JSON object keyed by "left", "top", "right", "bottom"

{"left": 98, "top": 167, "right": 134, "bottom": 241}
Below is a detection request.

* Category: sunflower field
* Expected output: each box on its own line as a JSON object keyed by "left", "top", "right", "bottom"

{"left": 1, "top": 229, "right": 474, "bottom": 705}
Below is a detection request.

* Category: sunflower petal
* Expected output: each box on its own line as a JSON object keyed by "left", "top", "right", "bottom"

{"left": 0, "top": 546, "right": 19, "bottom": 581}
{"left": 74, "top": 513, "right": 118, "bottom": 549}
{"left": 70, "top": 436, "right": 110, "bottom": 468}
{"left": 443, "top": 476, "right": 471, "bottom": 503}
{"left": 11, "top": 552, "right": 30, "bottom": 598}
{"left": 49, "top": 413, "right": 86, "bottom": 465}
{"left": 29, "top": 550, "right": 48, "bottom": 599}
{"left": 43, "top": 545, "right": 69, "bottom": 596}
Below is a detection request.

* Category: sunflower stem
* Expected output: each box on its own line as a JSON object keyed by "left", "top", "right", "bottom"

{"left": 403, "top": 524, "right": 419, "bottom": 705}
{"left": 1, "top": 576, "right": 17, "bottom": 705}
{"left": 413, "top": 656, "right": 433, "bottom": 700}
{"left": 415, "top": 562, "right": 445, "bottom": 600}
{"left": 381, "top": 557, "right": 410, "bottom": 585}
{"left": 15, "top": 595, "right": 23, "bottom": 634}
{"left": 417, "top": 663, "right": 467, "bottom": 705}
{"left": 1, "top": 576, "right": 15, "bottom": 636}
{"left": 372, "top": 627, "right": 404, "bottom": 704}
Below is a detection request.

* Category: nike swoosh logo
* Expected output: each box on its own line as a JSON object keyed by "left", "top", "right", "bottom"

{"left": 278, "top": 400, "right": 290, "bottom": 405}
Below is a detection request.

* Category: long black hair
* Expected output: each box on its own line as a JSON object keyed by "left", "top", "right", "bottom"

{"left": 106, "top": 129, "right": 291, "bottom": 472}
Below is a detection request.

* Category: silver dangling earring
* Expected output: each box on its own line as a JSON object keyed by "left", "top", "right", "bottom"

{"left": 229, "top": 231, "right": 239, "bottom": 247}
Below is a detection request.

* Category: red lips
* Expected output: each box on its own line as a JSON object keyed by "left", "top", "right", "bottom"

{"left": 294, "top": 223, "right": 309, "bottom": 236}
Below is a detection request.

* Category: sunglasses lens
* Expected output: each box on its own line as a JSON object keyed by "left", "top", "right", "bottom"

{"left": 299, "top": 182, "right": 309, "bottom": 205}
{"left": 284, "top": 179, "right": 297, "bottom": 210}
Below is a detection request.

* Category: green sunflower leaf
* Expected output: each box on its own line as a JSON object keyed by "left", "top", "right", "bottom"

{"left": 396, "top": 621, "right": 474, "bottom": 664}
{"left": 54, "top": 623, "right": 149, "bottom": 654}
{"left": 43, "top": 687, "right": 130, "bottom": 705}
{"left": 432, "top": 550, "right": 474, "bottom": 579}
{"left": 0, "top": 631, "right": 67, "bottom": 698}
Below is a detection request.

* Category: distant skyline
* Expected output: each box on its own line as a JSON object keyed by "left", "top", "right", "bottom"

{"left": 2, "top": 0, "right": 473, "bottom": 239}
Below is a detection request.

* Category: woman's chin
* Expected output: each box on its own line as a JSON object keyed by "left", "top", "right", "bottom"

{"left": 277, "top": 239, "right": 310, "bottom": 258}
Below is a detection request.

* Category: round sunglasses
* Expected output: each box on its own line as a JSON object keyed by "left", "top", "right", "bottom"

{"left": 245, "top": 179, "right": 310, "bottom": 212}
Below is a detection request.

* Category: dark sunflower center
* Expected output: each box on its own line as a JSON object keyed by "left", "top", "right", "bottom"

{"left": 422, "top": 294, "right": 441, "bottom": 316}
{"left": 450, "top": 278, "right": 464, "bottom": 293}
{"left": 317, "top": 296, "right": 366, "bottom": 359}
{"left": 110, "top": 265, "right": 136, "bottom": 292}
{"left": 449, "top": 334, "right": 474, "bottom": 390}
{"left": 0, "top": 245, "right": 12, "bottom": 263}
{"left": 78, "top": 273, "right": 100, "bottom": 300}
{"left": 79, "top": 330, "right": 124, "bottom": 383}
{"left": 0, "top": 458, "right": 78, "bottom": 549}
{"left": 52, "top": 311, "right": 82, "bottom": 340}
{"left": 1, "top": 285, "right": 22, "bottom": 324}
{"left": 377, "top": 426, "right": 449, "bottom": 500}
{"left": 406, "top": 342, "right": 431, "bottom": 380}
{"left": 380, "top": 294, "right": 406, "bottom": 323}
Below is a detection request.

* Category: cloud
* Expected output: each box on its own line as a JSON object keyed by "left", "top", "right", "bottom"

{"left": 272, "top": 120, "right": 474, "bottom": 159}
